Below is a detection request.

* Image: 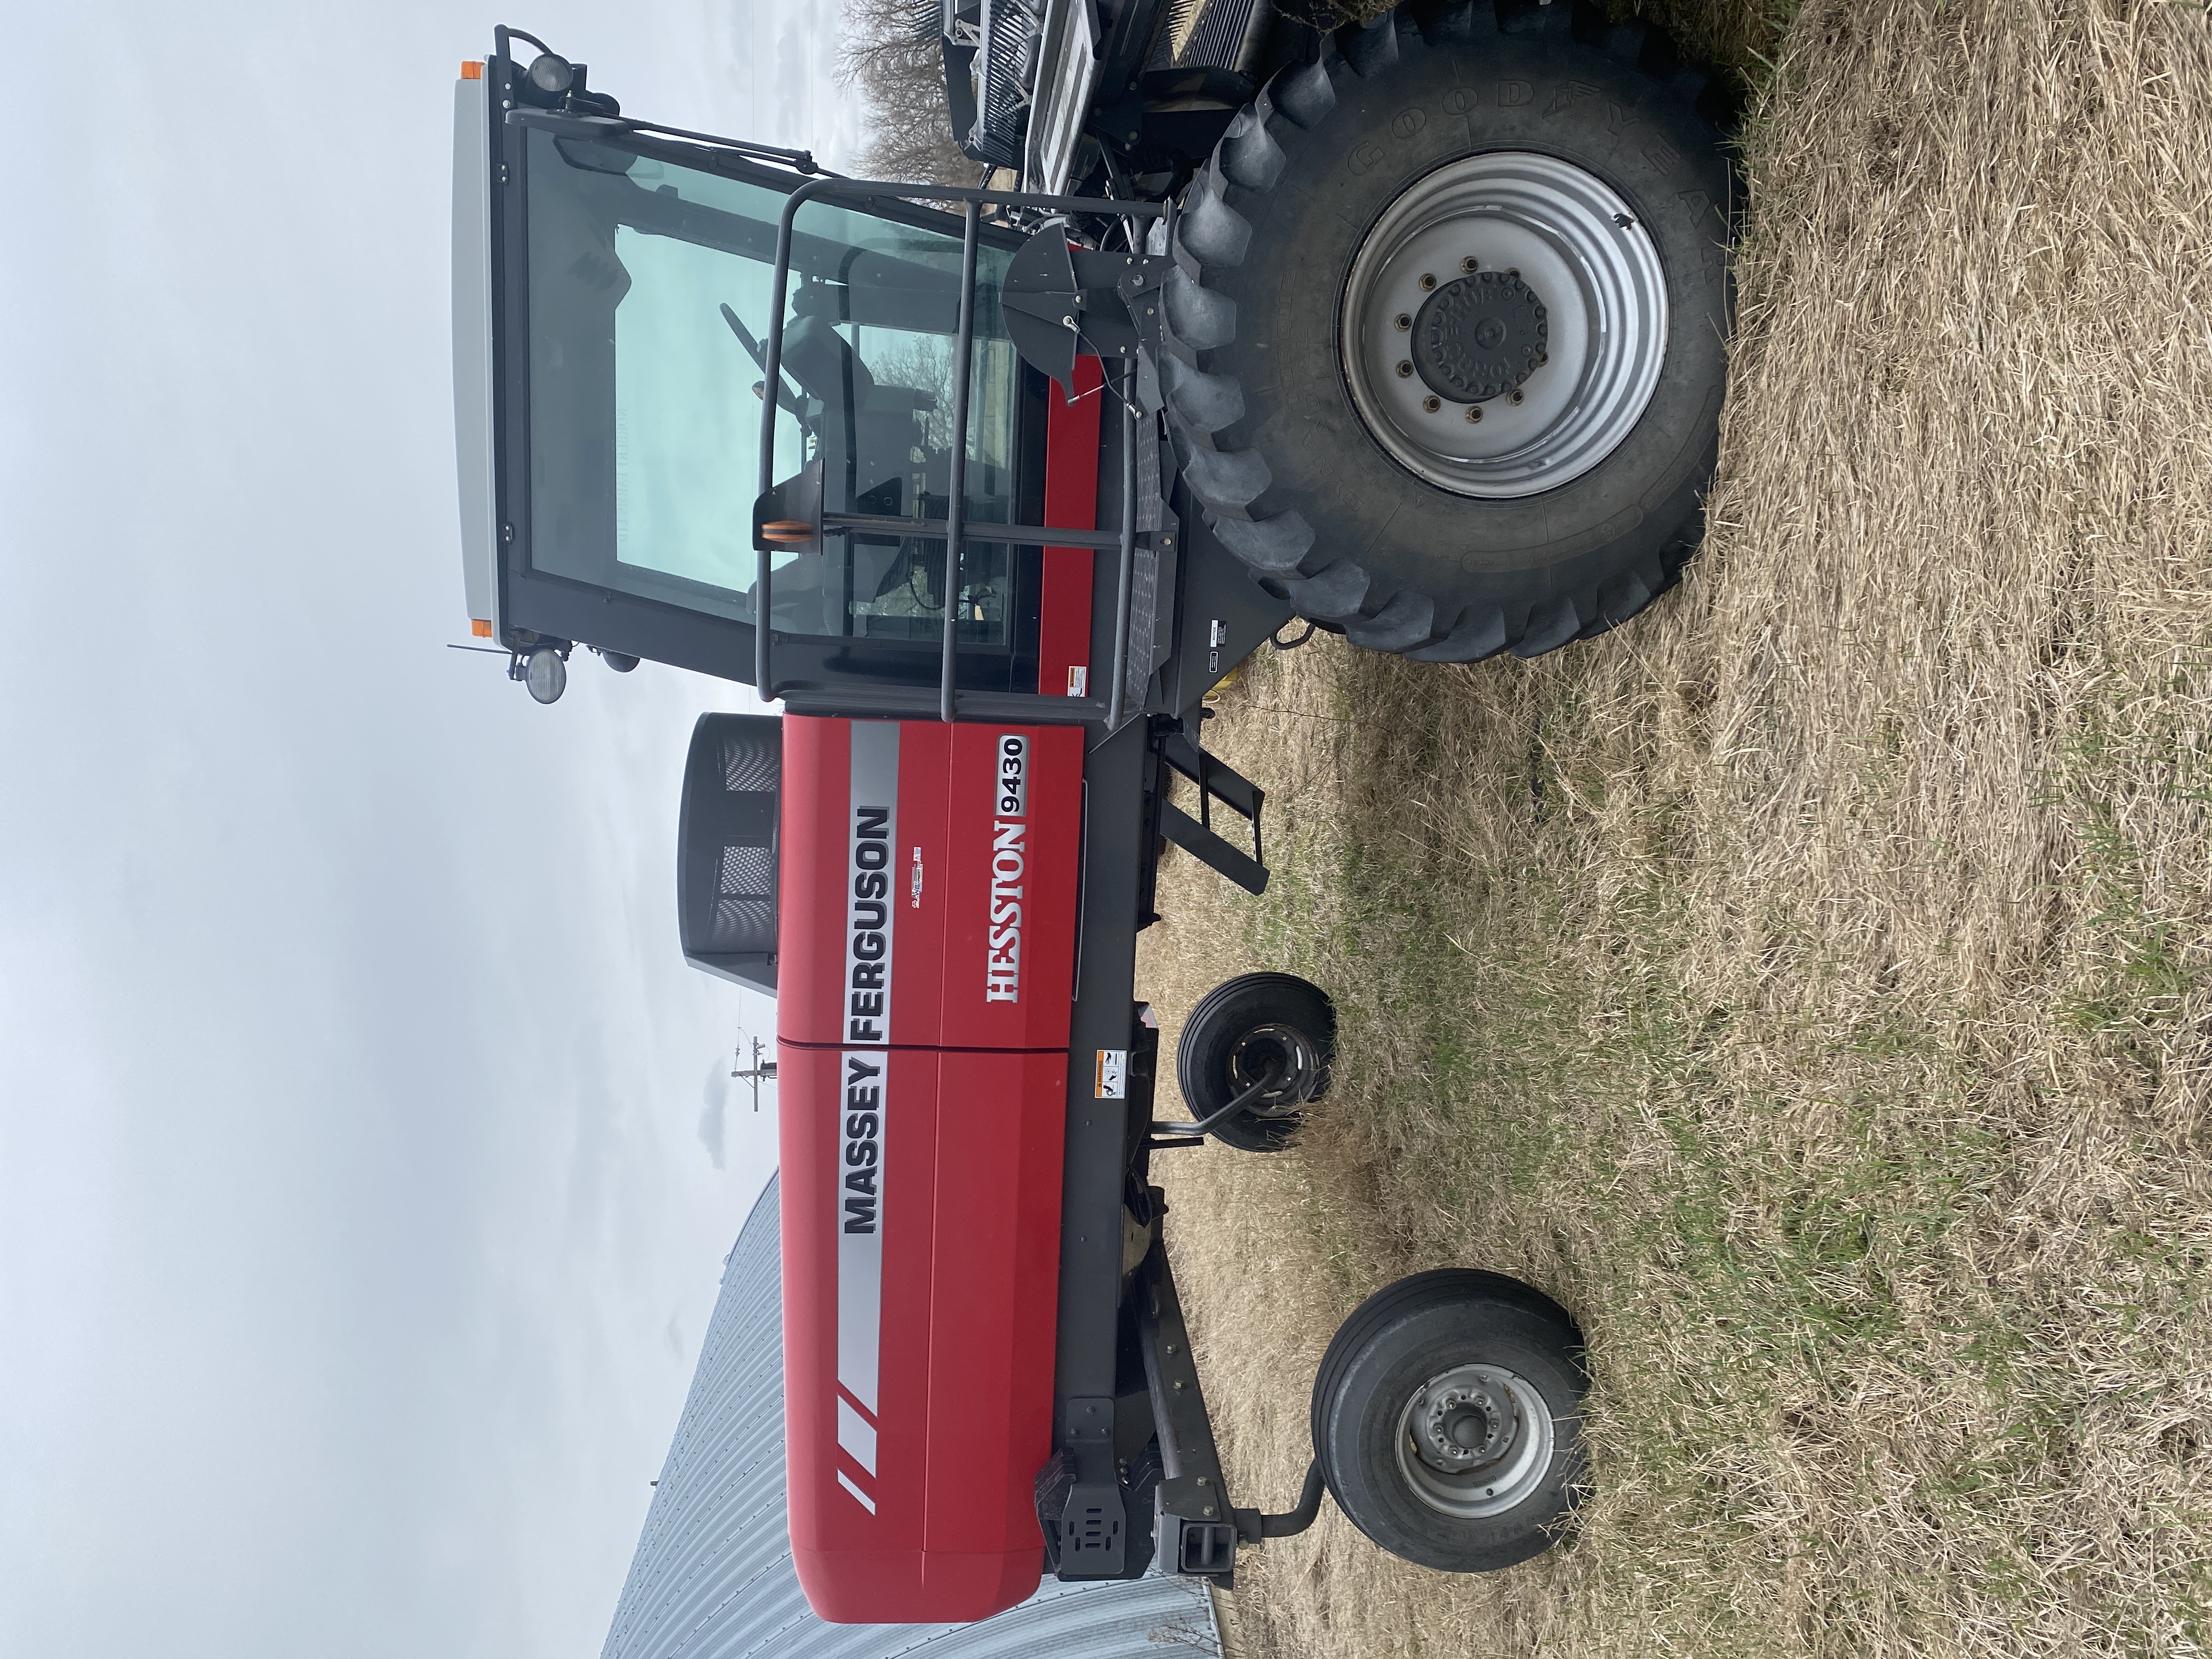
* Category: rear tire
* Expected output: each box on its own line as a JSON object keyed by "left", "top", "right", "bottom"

{"left": 1165, "top": 0, "right": 1734, "bottom": 659}
{"left": 1311, "top": 1269, "right": 1586, "bottom": 1571}
{"left": 1175, "top": 972, "right": 1335, "bottom": 1152}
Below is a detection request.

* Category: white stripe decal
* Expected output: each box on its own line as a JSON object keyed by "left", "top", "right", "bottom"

{"left": 835, "top": 721, "right": 898, "bottom": 1448}
{"left": 837, "top": 1046, "right": 886, "bottom": 1424}
{"left": 837, "top": 1395, "right": 879, "bottom": 1477}
{"left": 836, "top": 1469, "right": 878, "bottom": 1515}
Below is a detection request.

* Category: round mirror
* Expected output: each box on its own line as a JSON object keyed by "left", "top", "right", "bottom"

{"left": 525, "top": 647, "right": 567, "bottom": 704}
{"left": 527, "top": 52, "right": 574, "bottom": 95}
{"left": 599, "top": 651, "right": 640, "bottom": 674}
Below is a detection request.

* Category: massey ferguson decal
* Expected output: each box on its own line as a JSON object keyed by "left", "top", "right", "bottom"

{"left": 836, "top": 1050, "right": 884, "bottom": 1515}
{"left": 845, "top": 724, "right": 899, "bottom": 1046}
{"left": 985, "top": 734, "right": 1028, "bottom": 1005}
{"left": 840, "top": 1053, "right": 884, "bottom": 1237}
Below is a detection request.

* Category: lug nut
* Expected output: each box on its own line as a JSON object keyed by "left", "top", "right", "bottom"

{"left": 1396, "top": 360, "right": 1413, "bottom": 377}
{"left": 1423, "top": 396, "right": 1441, "bottom": 413}
{"left": 1509, "top": 389, "right": 1525, "bottom": 405}
{"left": 1395, "top": 313, "right": 1411, "bottom": 331}
{"left": 1466, "top": 406, "right": 1483, "bottom": 423}
{"left": 1419, "top": 272, "right": 1436, "bottom": 291}
{"left": 1461, "top": 256, "right": 1479, "bottom": 273}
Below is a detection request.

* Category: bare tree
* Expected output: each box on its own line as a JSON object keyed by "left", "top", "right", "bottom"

{"left": 838, "top": 0, "right": 977, "bottom": 185}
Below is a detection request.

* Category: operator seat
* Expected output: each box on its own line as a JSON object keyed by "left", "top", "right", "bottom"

{"left": 778, "top": 316, "right": 938, "bottom": 500}
{"left": 779, "top": 315, "right": 942, "bottom": 616}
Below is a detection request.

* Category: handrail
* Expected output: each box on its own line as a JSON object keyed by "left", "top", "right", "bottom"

{"left": 1105, "top": 366, "right": 1138, "bottom": 732}
{"left": 940, "top": 202, "right": 981, "bottom": 725}
{"left": 817, "top": 511, "right": 1131, "bottom": 552}
{"left": 753, "top": 178, "right": 1169, "bottom": 712}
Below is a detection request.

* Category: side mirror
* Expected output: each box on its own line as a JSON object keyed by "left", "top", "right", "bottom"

{"left": 524, "top": 646, "right": 567, "bottom": 704}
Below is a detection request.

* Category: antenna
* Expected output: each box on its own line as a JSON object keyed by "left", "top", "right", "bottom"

{"left": 731, "top": 1034, "right": 777, "bottom": 1112}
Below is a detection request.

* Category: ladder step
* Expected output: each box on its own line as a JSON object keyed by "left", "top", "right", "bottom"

{"left": 1159, "top": 801, "right": 1267, "bottom": 895}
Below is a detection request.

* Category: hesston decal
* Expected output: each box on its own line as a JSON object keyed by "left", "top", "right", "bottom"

{"left": 994, "top": 732, "right": 1029, "bottom": 817}
{"left": 985, "top": 735, "right": 1027, "bottom": 1005}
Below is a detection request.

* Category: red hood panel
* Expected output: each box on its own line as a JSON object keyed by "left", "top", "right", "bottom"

{"left": 780, "top": 1043, "right": 1065, "bottom": 1623}
{"left": 774, "top": 714, "right": 1083, "bottom": 1623}
{"left": 778, "top": 716, "right": 1082, "bottom": 1052}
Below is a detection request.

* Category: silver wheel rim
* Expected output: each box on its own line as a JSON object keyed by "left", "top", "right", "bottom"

{"left": 1393, "top": 1361, "right": 1554, "bottom": 1519}
{"left": 1228, "top": 1022, "right": 1319, "bottom": 1118}
{"left": 1340, "top": 151, "right": 1669, "bottom": 500}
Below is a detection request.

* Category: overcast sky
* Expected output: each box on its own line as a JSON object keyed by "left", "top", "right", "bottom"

{"left": 0, "top": 5, "right": 856, "bottom": 1655}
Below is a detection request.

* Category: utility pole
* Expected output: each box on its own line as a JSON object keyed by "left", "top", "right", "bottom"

{"left": 731, "top": 1034, "right": 777, "bottom": 1112}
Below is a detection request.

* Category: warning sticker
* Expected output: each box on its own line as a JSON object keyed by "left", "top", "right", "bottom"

{"left": 1094, "top": 1049, "right": 1127, "bottom": 1100}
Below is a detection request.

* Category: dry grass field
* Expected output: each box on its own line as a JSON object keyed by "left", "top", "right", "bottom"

{"left": 1137, "top": 2, "right": 2212, "bottom": 1654}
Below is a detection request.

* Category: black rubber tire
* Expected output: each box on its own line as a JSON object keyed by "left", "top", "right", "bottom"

{"left": 1175, "top": 971, "right": 1335, "bottom": 1153}
{"left": 1311, "top": 1269, "right": 1587, "bottom": 1572}
{"left": 1161, "top": 0, "right": 1735, "bottom": 660}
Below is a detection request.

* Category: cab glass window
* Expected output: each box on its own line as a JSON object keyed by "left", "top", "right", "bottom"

{"left": 521, "top": 131, "right": 1023, "bottom": 645}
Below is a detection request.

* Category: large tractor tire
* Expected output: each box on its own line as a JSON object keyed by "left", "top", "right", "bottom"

{"left": 1160, "top": 0, "right": 1735, "bottom": 660}
{"left": 1311, "top": 1269, "right": 1587, "bottom": 1571}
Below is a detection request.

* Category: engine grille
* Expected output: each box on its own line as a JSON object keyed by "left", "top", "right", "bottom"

{"left": 972, "top": 0, "right": 1041, "bottom": 169}
{"left": 1146, "top": 0, "right": 1262, "bottom": 73}
{"left": 976, "top": 0, "right": 1265, "bottom": 170}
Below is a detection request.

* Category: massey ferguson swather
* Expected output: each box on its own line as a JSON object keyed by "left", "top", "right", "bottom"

{"left": 452, "top": 2, "right": 1731, "bottom": 1622}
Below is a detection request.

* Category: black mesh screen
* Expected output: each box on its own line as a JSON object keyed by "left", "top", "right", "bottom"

{"left": 723, "top": 735, "right": 778, "bottom": 794}
{"left": 711, "top": 844, "right": 776, "bottom": 950}
{"left": 678, "top": 715, "right": 781, "bottom": 972}
{"left": 720, "top": 843, "right": 774, "bottom": 898}
{"left": 712, "top": 896, "right": 776, "bottom": 948}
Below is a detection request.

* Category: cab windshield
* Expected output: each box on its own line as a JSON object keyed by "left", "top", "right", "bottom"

{"left": 521, "top": 131, "right": 1024, "bottom": 645}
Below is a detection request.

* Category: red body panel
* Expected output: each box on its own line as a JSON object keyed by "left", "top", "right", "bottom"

{"left": 779, "top": 717, "right": 1083, "bottom": 1052}
{"left": 778, "top": 1043, "right": 1069, "bottom": 1622}
{"left": 775, "top": 715, "right": 1084, "bottom": 1623}
{"left": 780, "top": 1042, "right": 939, "bottom": 1613}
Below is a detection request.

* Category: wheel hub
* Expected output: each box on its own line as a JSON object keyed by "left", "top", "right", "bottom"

{"left": 1228, "top": 1023, "right": 1320, "bottom": 1118}
{"left": 1411, "top": 270, "right": 1549, "bottom": 404}
{"left": 1427, "top": 1391, "right": 1503, "bottom": 1460}
{"left": 1393, "top": 1362, "right": 1554, "bottom": 1519}
{"left": 1339, "top": 151, "right": 1670, "bottom": 499}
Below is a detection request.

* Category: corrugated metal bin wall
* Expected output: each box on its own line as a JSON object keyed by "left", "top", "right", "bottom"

{"left": 601, "top": 1175, "right": 1223, "bottom": 1659}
